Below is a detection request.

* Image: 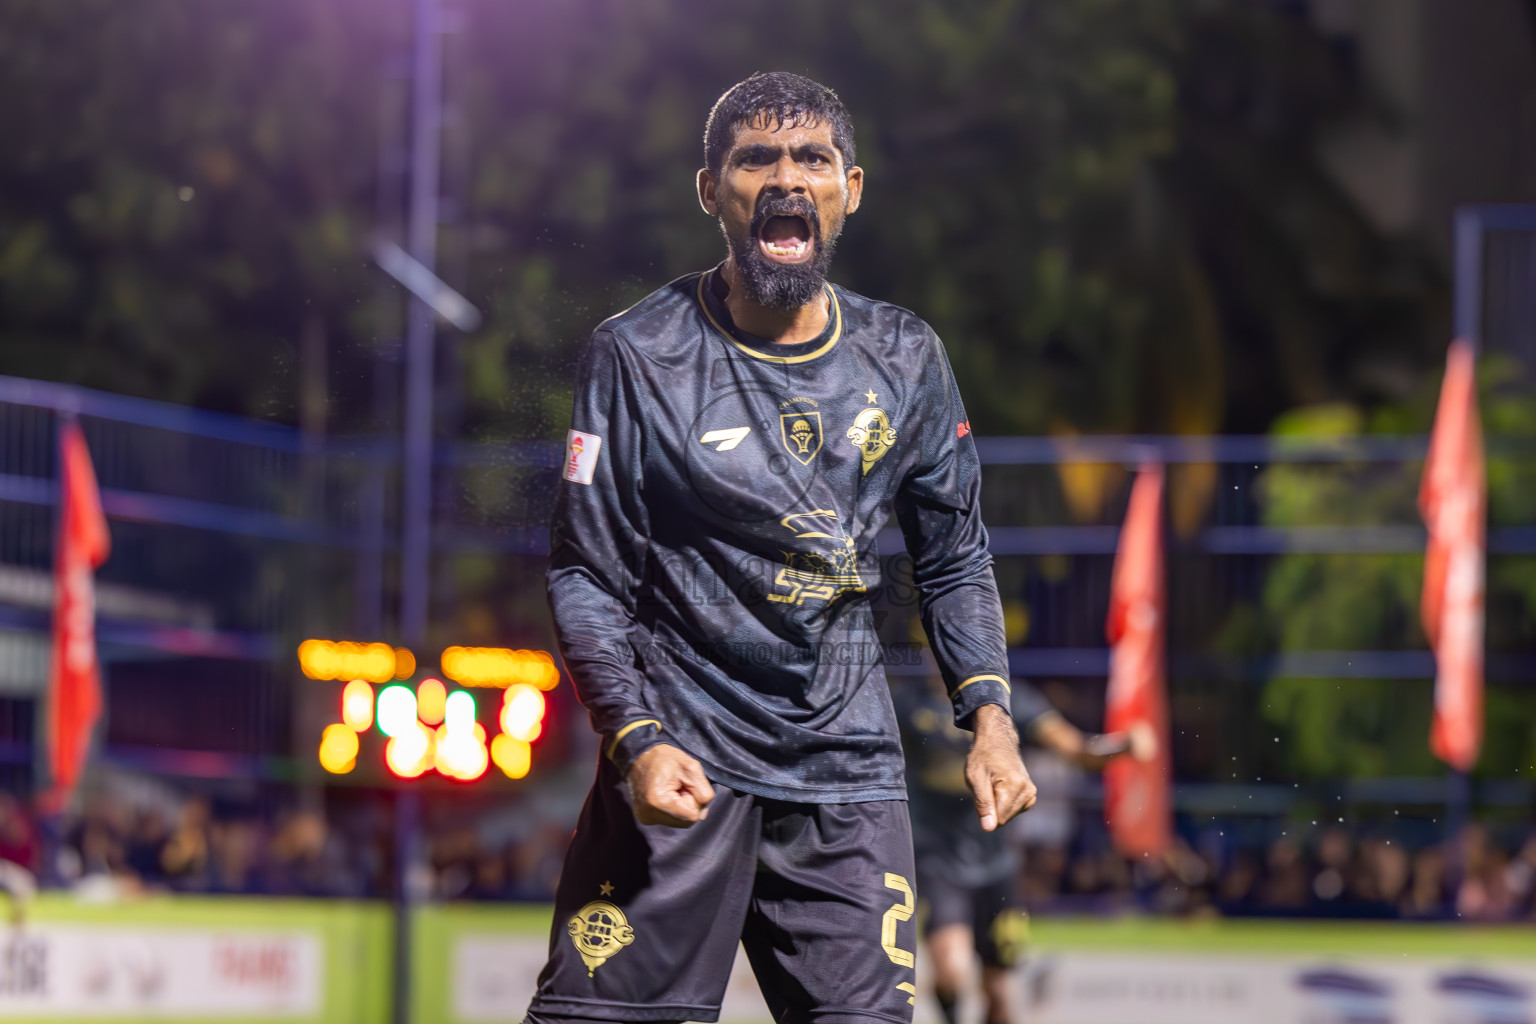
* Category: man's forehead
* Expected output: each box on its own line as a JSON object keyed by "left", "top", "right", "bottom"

{"left": 727, "top": 117, "right": 839, "bottom": 153}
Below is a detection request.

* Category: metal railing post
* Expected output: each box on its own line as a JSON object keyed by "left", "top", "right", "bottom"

{"left": 394, "top": 0, "right": 442, "bottom": 1019}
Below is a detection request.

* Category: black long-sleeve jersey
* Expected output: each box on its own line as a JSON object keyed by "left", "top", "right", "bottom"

{"left": 547, "top": 265, "right": 1012, "bottom": 803}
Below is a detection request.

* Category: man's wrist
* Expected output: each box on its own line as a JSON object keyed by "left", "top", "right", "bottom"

{"left": 972, "top": 703, "right": 1012, "bottom": 730}
{"left": 624, "top": 740, "right": 681, "bottom": 781}
{"left": 950, "top": 673, "right": 1012, "bottom": 729}
{"left": 606, "top": 719, "right": 667, "bottom": 776}
{"left": 969, "top": 702, "right": 1018, "bottom": 743}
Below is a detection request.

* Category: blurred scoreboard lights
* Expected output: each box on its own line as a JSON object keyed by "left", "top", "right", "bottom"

{"left": 441, "top": 646, "right": 559, "bottom": 689}
{"left": 302, "top": 641, "right": 559, "bottom": 782}
{"left": 298, "top": 639, "right": 416, "bottom": 682}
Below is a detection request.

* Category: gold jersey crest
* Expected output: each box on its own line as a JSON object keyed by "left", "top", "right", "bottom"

{"left": 780, "top": 411, "right": 824, "bottom": 464}
{"left": 567, "top": 900, "right": 634, "bottom": 976}
{"left": 847, "top": 408, "right": 897, "bottom": 475}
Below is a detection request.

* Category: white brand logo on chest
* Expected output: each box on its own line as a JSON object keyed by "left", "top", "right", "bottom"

{"left": 699, "top": 427, "right": 752, "bottom": 451}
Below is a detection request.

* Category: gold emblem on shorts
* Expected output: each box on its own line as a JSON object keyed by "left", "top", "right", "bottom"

{"left": 847, "top": 408, "right": 897, "bottom": 475}
{"left": 990, "top": 908, "right": 1031, "bottom": 967}
{"left": 567, "top": 899, "right": 634, "bottom": 977}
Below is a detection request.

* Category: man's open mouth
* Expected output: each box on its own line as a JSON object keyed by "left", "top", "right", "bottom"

{"left": 758, "top": 215, "right": 813, "bottom": 263}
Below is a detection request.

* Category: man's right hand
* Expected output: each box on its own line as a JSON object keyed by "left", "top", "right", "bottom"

{"left": 966, "top": 703, "right": 1037, "bottom": 831}
{"left": 626, "top": 743, "right": 715, "bottom": 828}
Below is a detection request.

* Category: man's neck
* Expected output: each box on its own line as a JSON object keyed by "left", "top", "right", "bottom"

{"left": 719, "top": 258, "right": 829, "bottom": 345}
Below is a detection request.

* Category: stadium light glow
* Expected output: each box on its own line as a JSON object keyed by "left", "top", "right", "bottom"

{"left": 318, "top": 723, "right": 359, "bottom": 774}
{"left": 434, "top": 720, "right": 489, "bottom": 780}
{"left": 385, "top": 720, "right": 434, "bottom": 778}
{"left": 500, "top": 683, "right": 546, "bottom": 742}
{"left": 308, "top": 647, "right": 552, "bottom": 783}
{"left": 376, "top": 684, "right": 418, "bottom": 738}
{"left": 491, "top": 734, "right": 531, "bottom": 779}
{"left": 342, "top": 680, "right": 375, "bottom": 731}
{"left": 441, "top": 646, "right": 559, "bottom": 689}
{"left": 298, "top": 639, "right": 412, "bottom": 683}
{"left": 392, "top": 647, "right": 417, "bottom": 679}
{"left": 417, "top": 677, "right": 447, "bottom": 725}
{"left": 443, "top": 689, "right": 476, "bottom": 734}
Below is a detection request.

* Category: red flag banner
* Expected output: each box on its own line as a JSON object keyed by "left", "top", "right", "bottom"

{"left": 1103, "top": 463, "right": 1172, "bottom": 858}
{"left": 45, "top": 419, "right": 111, "bottom": 810}
{"left": 1419, "top": 339, "right": 1485, "bottom": 772}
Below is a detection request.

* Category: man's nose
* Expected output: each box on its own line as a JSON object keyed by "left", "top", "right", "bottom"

{"left": 765, "top": 154, "right": 809, "bottom": 193}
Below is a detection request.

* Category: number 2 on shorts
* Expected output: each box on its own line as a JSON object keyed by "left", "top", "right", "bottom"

{"left": 880, "top": 872, "right": 915, "bottom": 968}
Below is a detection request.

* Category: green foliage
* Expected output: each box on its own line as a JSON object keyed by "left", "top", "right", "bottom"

{"left": 441, "top": 0, "right": 1190, "bottom": 439}
{"left": 1259, "top": 405, "right": 1420, "bottom": 656}
{"left": 0, "top": 0, "right": 398, "bottom": 417}
{"left": 0, "top": 0, "right": 1446, "bottom": 443}
{"left": 1252, "top": 362, "right": 1536, "bottom": 779}
{"left": 1263, "top": 678, "right": 1437, "bottom": 779}
{"left": 1484, "top": 688, "right": 1536, "bottom": 780}
{"left": 8, "top": 0, "right": 1514, "bottom": 775}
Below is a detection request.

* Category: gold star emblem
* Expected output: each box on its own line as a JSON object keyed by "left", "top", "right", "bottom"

{"left": 865, "top": 389, "right": 878, "bottom": 404}
{"left": 599, "top": 880, "right": 614, "bottom": 896}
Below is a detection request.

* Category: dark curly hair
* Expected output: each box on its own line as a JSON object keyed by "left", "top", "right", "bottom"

{"left": 703, "top": 72, "right": 856, "bottom": 176}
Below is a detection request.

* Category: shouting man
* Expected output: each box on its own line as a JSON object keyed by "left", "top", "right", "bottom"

{"left": 528, "top": 72, "right": 1035, "bottom": 1024}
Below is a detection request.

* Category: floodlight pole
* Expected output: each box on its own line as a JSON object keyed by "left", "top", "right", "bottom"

{"left": 402, "top": 0, "right": 441, "bottom": 653}
{"left": 395, "top": 0, "right": 442, "bottom": 1021}
{"left": 1440, "top": 206, "right": 1481, "bottom": 899}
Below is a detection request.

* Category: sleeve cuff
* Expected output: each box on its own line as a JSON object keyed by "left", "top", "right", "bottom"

{"left": 605, "top": 718, "right": 667, "bottom": 776}
{"left": 950, "top": 673, "right": 1012, "bottom": 730}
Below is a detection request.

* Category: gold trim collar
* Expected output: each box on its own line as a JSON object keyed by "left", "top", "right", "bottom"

{"left": 696, "top": 273, "right": 842, "bottom": 365}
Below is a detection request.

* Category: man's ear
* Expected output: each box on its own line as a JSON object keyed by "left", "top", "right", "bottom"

{"left": 844, "top": 165, "right": 864, "bottom": 216}
{"left": 697, "top": 168, "right": 718, "bottom": 216}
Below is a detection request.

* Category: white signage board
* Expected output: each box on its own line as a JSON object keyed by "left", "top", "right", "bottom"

{"left": 1019, "top": 953, "right": 1536, "bottom": 1024}
{"left": 0, "top": 925, "right": 322, "bottom": 1017}
{"left": 452, "top": 936, "right": 1536, "bottom": 1024}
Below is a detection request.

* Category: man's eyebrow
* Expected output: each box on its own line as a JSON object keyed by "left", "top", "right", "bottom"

{"left": 731, "top": 142, "right": 785, "bottom": 164}
{"left": 792, "top": 141, "right": 837, "bottom": 160}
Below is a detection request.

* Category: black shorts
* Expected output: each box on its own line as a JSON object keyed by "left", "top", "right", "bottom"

{"left": 916, "top": 865, "right": 1029, "bottom": 969}
{"left": 528, "top": 759, "right": 919, "bottom": 1024}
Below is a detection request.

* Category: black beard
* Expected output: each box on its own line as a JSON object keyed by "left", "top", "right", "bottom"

{"left": 721, "top": 196, "right": 840, "bottom": 312}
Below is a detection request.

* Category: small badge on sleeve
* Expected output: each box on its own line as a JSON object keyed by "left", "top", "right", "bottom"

{"left": 563, "top": 430, "right": 602, "bottom": 485}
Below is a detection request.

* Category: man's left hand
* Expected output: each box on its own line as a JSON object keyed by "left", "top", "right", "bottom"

{"left": 966, "top": 703, "right": 1037, "bottom": 832}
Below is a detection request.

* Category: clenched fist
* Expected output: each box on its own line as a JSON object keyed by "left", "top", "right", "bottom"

{"left": 626, "top": 743, "right": 716, "bottom": 828}
{"left": 966, "top": 704, "right": 1037, "bottom": 831}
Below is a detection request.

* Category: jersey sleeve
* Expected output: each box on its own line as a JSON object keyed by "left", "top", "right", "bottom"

{"left": 546, "top": 329, "right": 667, "bottom": 775}
{"left": 894, "top": 326, "right": 1013, "bottom": 729}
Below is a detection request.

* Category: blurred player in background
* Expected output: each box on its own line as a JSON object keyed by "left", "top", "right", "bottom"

{"left": 894, "top": 674, "right": 1148, "bottom": 1024}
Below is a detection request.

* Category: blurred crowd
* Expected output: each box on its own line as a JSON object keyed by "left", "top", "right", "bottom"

{"left": 2, "top": 790, "right": 383, "bottom": 898}
{"left": 2, "top": 789, "right": 1533, "bottom": 920}
{"left": 0, "top": 789, "right": 569, "bottom": 902}
{"left": 1018, "top": 825, "right": 1536, "bottom": 921}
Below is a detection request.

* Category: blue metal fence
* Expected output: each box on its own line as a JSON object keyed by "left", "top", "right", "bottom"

{"left": 1, "top": 372, "right": 1533, "bottom": 810}
{"left": 0, "top": 376, "right": 390, "bottom": 769}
